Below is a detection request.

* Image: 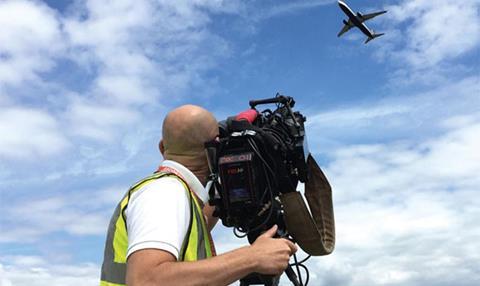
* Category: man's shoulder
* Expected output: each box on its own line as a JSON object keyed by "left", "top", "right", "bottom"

{"left": 129, "top": 174, "right": 189, "bottom": 203}
{"left": 131, "top": 171, "right": 184, "bottom": 189}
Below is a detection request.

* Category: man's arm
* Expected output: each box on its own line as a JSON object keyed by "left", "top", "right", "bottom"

{"left": 126, "top": 225, "right": 297, "bottom": 286}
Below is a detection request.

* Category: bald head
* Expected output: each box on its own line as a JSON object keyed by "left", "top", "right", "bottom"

{"left": 161, "top": 105, "right": 218, "bottom": 160}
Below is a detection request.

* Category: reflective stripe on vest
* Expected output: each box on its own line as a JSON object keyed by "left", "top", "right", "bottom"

{"left": 100, "top": 172, "right": 213, "bottom": 286}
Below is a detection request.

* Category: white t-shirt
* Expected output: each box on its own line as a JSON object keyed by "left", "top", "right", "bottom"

{"left": 125, "top": 160, "right": 208, "bottom": 260}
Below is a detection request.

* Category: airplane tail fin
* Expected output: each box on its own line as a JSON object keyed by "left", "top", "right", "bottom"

{"left": 365, "top": 33, "right": 385, "bottom": 44}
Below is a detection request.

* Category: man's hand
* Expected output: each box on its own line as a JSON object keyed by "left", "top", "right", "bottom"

{"left": 249, "top": 225, "right": 298, "bottom": 275}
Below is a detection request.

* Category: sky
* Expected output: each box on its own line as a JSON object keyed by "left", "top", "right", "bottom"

{"left": 0, "top": 0, "right": 479, "bottom": 285}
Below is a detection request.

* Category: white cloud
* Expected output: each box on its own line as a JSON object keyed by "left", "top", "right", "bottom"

{"left": 376, "top": 0, "right": 480, "bottom": 84}
{"left": 0, "top": 0, "right": 63, "bottom": 87}
{"left": 64, "top": 0, "right": 235, "bottom": 104}
{"left": 306, "top": 76, "right": 480, "bottom": 152}
{"left": 252, "top": 0, "right": 332, "bottom": 21}
{"left": 65, "top": 96, "right": 140, "bottom": 142}
{"left": 327, "top": 118, "right": 480, "bottom": 204}
{"left": 0, "top": 107, "right": 69, "bottom": 160}
{"left": 1, "top": 185, "right": 124, "bottom": 242}
{"left": 302, "top": 115, "right": 480, "bottom": 285}
{"left": 57, "top": 0, "right": 239, "bottom": 145}
{"left": 0, "top": 257, "right": 98, "bottom": 286}
{"left": 0, "top": 0, "right": 243, "bottom": 161}
{"left": 387, "top": 0, "right": 480, "bottom": 67}
{"left": 309, "top": 105, "right": 411, "bottom": 127}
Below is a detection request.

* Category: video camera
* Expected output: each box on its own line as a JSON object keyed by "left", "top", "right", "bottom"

{"left": 205, "top": 94, "right": 335, "bottom": 285}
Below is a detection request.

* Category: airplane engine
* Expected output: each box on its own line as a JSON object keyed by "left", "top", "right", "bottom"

{"left": 343, "top": 20, "right": 348, "bottom": 25}
{"left": 357, "top": 12, "right": 363, "bottom": 18}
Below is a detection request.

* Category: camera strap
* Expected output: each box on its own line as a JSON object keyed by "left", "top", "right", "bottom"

{"left": 281, "top": 154, "right": 335, "bottom": 256}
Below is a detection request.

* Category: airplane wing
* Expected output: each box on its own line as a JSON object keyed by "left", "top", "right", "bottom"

{"left": 360, "top": 10, "right": 387, "bottom": 22}
{"left": 337, "top": 19, "right": 354, "bottom": 37}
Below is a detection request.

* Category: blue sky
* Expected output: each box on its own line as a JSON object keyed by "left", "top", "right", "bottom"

{"left": 0, "top": 0, "right": 479, "bottom": 285}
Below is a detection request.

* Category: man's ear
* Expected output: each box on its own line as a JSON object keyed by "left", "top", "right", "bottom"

{"left": 159, "top": 139, "right": 165, "bottom": 156}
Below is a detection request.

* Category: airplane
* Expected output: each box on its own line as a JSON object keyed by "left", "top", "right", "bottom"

{"left": 337, "top": 0, "right": 387, "bottom": 44}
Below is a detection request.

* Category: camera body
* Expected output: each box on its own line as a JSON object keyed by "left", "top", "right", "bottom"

{"left": 205, "top": 95, "right": 309, "bottom": 238}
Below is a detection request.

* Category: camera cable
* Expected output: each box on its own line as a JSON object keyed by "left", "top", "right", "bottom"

{"left": 289, "top": 252, "right": 311, "bottom": 286}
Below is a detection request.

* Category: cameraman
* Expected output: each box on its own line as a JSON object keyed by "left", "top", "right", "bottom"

{"left": 100, "top": 105, "right": 297, "bottom": 286}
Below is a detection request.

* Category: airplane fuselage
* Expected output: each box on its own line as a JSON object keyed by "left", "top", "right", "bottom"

{"left": 338, "top": 0, "right": 374, "bottom": 38}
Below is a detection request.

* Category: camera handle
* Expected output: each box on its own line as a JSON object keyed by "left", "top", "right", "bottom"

{"left": 238, "top": 264, "right": 301, "bottom": 286}
{"left": 285, "top": 265, "right": 302, "bottom": 286}
{"left": 240, "top": 229, "right": 303, "bottom": 286}
{"left": 248, "top": 94, "right": 301, "bottom": 129}
{"left": 282, "top": 233, "right": 302, "bottom": 286}
{"left": 249, "top": 94, "right": 295, "bottom": 109}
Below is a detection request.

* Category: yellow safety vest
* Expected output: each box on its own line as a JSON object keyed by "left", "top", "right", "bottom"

{"left": 100, "top": 171, "right": 213, "bottom": 286}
